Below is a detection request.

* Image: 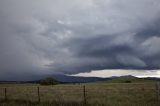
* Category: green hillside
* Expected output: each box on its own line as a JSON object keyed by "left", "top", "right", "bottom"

{"left": 103, "top": 75, "right": 156, "bottom": 83}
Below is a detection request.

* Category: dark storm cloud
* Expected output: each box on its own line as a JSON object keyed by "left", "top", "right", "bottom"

{"left": 0, "top": 0, "right": 160, "bottom": 79}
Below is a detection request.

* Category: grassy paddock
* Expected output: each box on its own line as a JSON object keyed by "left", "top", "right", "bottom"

{"left": 0, "top": 82, "right": 159, "bottom": 106}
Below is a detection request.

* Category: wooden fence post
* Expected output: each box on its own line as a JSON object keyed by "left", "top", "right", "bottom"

{"left": 4, "top": 88, "right": 7, "bottom": 100}
{"left": 155, "top": 82, "right": 160, "bottom": 101}
{"left": 83, "top": 85, "right": 86, "bottom": 105}
{"left": 37, "top": 87, "right": 40, "bottom": 103}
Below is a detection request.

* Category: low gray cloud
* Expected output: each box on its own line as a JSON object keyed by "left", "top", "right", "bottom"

{"left": 0, "top": 0, "right": 160, "bottom": 80}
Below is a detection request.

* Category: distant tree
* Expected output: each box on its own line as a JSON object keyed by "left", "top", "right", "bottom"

{"left": 40, "top": 77, "right": 59, "bottom": 85}
{"left": 124, "top": 80, "right": 132, "bottom": 83}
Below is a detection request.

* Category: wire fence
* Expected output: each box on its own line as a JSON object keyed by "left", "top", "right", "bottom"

{"left": 0, "top": 83, "right": 160, "bottom": 105}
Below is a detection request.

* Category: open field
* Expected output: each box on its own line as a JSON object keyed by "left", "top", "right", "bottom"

{"left": 0, "top": 82, "right": 160, "bottom": 106}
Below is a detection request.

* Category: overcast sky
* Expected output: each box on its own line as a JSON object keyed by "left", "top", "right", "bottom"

{"left": 0, "top": 0, "right": 160, "bottom": 80}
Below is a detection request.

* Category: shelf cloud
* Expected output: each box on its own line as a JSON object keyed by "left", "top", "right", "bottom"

{"left": 0, "top": 0, "right": 160, "bottom": 80}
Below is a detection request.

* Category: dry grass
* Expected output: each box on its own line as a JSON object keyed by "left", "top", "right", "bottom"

{"left": 0, "top": 82, "right": 159, "bottom": 106}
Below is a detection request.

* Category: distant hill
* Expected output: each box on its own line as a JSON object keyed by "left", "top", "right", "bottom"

{"left": 52, "top": 74, "right": 111, "bottom": 83}
{"left": 52, "top": 75, "right": 159, "bottom": 83}
{"left": 144, "top": 77, "right": 160, "bottom": 81}
{"left": 0, "top": 75, "right": 111, "bottom": 84}
{"left": 0, "top": 75, "right": 159, "bottom": 84}
{"left": 101, "top": 75, "right": 157, "bottom": 83}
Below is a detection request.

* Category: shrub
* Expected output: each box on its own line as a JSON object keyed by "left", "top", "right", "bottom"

{"left": 124, "top": 80, "right": 132, "bottom": 83}
{"left": 40, "top": 77, "right": 59, "bottom": 85}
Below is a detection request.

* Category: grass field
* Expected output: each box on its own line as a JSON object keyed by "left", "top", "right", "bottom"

{"left": 0, "top": 82, "right": 160, "bottom": 106}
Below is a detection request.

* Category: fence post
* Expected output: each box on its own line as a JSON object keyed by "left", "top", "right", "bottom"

{"left": 4, "top": 88, "right": 7, "bottom": 100}
{"left": 37, "top": 87, "right": 40, "bottom": 103}
{"left": 155, "top": 82, "right": 160, "bottom": 101}
{"left": 127, "top": 87, "right": 129, "bottom": 94}
{"left": 83, "top": 85, "right": 86, "bottom": 105}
